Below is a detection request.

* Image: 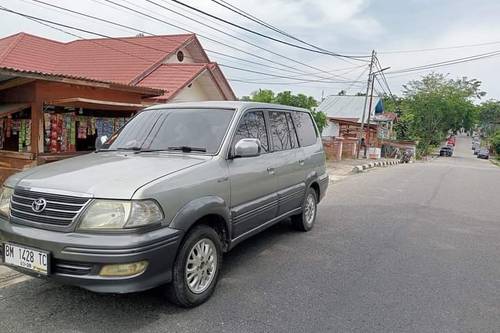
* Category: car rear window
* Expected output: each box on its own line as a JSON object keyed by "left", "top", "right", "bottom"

{"left": 290, "top": 111, "right": 317, "bottom": 147}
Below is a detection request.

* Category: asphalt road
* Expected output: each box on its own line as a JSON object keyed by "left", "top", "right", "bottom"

{"left": 1, "top": 135, "right": 499, "bottom": 333}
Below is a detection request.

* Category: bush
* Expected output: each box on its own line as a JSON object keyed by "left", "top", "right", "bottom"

{"left": 491, "top": 130, "right": 500, "bottom": 155}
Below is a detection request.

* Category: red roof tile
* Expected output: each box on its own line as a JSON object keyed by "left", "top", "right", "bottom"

{"left": 137, "top": 63, "right": 207, "bottom": 99}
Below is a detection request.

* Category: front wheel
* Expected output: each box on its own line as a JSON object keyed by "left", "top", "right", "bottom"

{"left": 166, "top": 225, "right": 222, "bottom": 307}
{"left": 291, "top": 187, "right": 318, "bottom": 232}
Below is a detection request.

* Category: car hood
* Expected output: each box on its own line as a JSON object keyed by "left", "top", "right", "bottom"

{"left": 9, "top": 152, "right": 209, "bottom": 199}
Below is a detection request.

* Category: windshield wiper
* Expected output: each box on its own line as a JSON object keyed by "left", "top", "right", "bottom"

{"left": 167, "top": 146, "right": 207, "bottom": 153}
{"left": 117, "top": 147, "right": 142, "bottom": 151}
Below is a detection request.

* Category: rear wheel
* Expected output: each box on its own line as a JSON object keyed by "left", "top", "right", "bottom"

{"left": 291, "top": 187, "right": 318, "bottom": 232}
{"left": 166, "top": 225, "right": 222, "bottom": 307}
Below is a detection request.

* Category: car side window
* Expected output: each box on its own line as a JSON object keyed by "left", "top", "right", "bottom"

{"left": 286, "top": 112, "right": 299, "bottom": 148}
{"left": 232, "top": 111, "right": 269, "bottom": 153}
{"left": 269, "top": 111, "right": 292, "bottom": 151}
{"left": 291, "top": 111, "right": 317, "bottom": 147}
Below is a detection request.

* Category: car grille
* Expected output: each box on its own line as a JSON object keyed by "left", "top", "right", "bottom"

{"left": 10, "top": 189, "right": 90, "bottom": 227}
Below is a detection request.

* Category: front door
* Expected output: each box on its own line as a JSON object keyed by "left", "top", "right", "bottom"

{"left": 227, "top": 110, "right": 278, "bottom": 239}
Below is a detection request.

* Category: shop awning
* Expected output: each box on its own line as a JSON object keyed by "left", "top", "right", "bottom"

{"left": 0, "top": 103, "right": 30, "bottom": 117}
{"left": 47, "top": 98, "right": 147, "bottom": 111}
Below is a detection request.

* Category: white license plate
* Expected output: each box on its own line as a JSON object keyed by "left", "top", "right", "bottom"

{"left": 4, "top": 243, "right": 49, "bottom": 275}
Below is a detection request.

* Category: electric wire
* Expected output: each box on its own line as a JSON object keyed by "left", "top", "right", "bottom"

{"left": 0, "top": 4, "right": 358, "bottom": 84}
{"left": 100, "top": 0, "right": 364, "bottom": 80}
{"left": 169, "top": 0, "right": 370, "bottom": 60}
{"left": 29, "top": 0, "right": 334, "bottom": 78}
{"left": 208, "top": 0, "right": 365, "bottom": 64}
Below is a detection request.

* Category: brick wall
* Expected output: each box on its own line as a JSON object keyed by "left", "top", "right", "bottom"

{"left": 342, "top": 138, "right": 358, "bottom": 159}
{"left": 323, "top": 137, "right": 343, "bottom": 161}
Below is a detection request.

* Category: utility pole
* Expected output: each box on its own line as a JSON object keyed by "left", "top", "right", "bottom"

{"left": 357, "top": 49, "right": 376, "bottom": 159}
{"left": 364, "top": 71, "right": 376, "bottom": 157}
{"left": 365, "top": 65, "right": 391, "bottom": 155}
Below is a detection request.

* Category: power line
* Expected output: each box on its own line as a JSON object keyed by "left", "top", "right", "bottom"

{"left": 219, "top": 64, "right": 363, "bottom": 83}
{"left": 7, "top": 2, "right": 359, "bottom": 84}
{"left": 378, "top": 40, "right": 500, "bottom": 54}
{"left": 209, "top": 0, "right": 364, "bottom": 64}
{"left": 28, "top": 0, "right": 341, "bottom": 78}
{"left": 236, "top": 63, "right": 368, "bottom": 83}
{"left": 101, "top": 0, "right": 361, "bottom": 80}
{"left": 142, "top": 0, "right": 354, "bottom": 80}
{"left": 374, "top": 57, "right": 394, "bottom": 97}
{"left": 0, "top": 6, "right": 189, "bottom": 59}
{"left": 386, "top": 48, "right": 500, "bottom": 75}
{"left": 315, "top": 65, "right": 370, "bottom": 111}
{"left": 169, "top": 0, "right": 370, "bottom": 60}
{"left": 29, "top": 0, "right": 331, "bottom": 78}
{"left": 0, "top": 4, "right": 367, "bottom": 87}
{"left": 228, "top": 77, "right": 365, "bottom": 87}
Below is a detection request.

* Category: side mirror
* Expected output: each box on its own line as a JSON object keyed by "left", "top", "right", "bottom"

{"left": 95, "top": 135, "right": 108, "bottom": 151}
{"left": 234, "top": 138, "right": 261, "bottom": 158}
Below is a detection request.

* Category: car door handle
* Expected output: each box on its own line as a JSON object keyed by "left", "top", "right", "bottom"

{"left": 299, "top": 159, "right": 305, "bottom": 166}
{"left": 267, "top": 167, "right": 275, "bottom": 175}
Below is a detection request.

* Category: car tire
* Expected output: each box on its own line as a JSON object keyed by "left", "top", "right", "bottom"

{"left": 166, "top": 225, "right": 223, "bottom": 308}
{"left": 291, "top": 187, "right": 318, "bottom": 232}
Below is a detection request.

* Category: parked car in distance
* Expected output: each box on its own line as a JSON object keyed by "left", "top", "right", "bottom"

{"left": 440, "top": 146, "right": 453, "bottom": 157}
{"left": 0, "top": 101, "right": 328, "bottom": 308}
{"left": 477, "top": 148, "right": 490, "bottom": 159}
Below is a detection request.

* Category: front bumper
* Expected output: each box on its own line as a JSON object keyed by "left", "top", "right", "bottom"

{"left": 0, "top": 217, "right": 183, "bottom": 293}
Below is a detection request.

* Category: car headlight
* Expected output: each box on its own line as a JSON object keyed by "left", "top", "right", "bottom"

{"left": 79, "top": 199, "right": 163, "bottom": 230}
{"left": 0, "top": 186, "right": 13, "bottom": 218}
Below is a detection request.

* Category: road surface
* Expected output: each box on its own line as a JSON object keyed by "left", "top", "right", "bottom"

{"left": 0, "top": 135, "right": 499, "bottom": 332}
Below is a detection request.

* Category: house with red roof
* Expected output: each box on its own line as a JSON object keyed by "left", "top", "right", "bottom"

{"left": 0, "top": 32, "right": 235, "bottom": 183}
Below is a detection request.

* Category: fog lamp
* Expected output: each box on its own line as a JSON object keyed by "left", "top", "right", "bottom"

{"left": 99, "top": 261, "right": 148, "bottom": 277}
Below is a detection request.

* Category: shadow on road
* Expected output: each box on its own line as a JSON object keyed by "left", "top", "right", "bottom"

{"left": 1, "top": 221, "right": 297, "bottom": 332}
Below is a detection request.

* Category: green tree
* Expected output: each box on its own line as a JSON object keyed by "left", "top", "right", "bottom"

{"left": 478, "top": 100, "right": 500, "bottom": 136}
{"left": 242, "top": 89, "right": 328, "bottom": 133}
{"left": 490, "top": 130, "right": 500, "bottom": 155}
{"left": 398, "top": 73, "right": 484, "bottom": 155}
{"left": 240, "top": 89, "right": 275, "bottom": 103}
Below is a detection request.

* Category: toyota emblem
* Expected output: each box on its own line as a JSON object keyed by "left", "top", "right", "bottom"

{"left": 32, "top": 198, "right": 47, "bottom": 213}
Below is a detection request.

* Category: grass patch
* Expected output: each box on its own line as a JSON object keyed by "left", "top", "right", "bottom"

{"left": 490, "top": 157, "right": 500, "bottom": 167}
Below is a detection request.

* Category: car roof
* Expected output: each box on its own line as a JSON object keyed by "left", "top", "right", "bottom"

{"left": 143, "top": 101, "right": 311, "bottom": 113}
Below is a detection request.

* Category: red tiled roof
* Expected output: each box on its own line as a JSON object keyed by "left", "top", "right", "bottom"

{"left": 0, "top": 32, "right": 193, "bottom": 84}
{"left": 137, "top": 63, "right": 206, "bottom": 100}
{"left": 0, "top": 32, "right": 235, "bottom": 100}
{"left": 0, "top": 33, "right": 64, "bottom": 73}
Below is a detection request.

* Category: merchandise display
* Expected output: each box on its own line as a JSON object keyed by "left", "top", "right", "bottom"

{"left": 1, "top": 108, "right": 131, "bottom": 154}
{"left": 43, "top": 112, "right": 128, "bottom": 153}
{"left": 0, "top": 117, "right": 32, "bottom": 152}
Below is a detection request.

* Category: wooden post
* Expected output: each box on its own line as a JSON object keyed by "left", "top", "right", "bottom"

{"left": 30, "top": 101, "right": 43, "bottom": 156}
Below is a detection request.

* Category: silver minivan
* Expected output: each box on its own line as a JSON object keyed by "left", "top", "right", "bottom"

{"left": 0, "top": 101, "right": 328, "bottom": 307}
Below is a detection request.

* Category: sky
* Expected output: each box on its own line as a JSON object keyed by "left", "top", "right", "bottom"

{"left": 1, "top": 0, "right": 500, "bottom": 103}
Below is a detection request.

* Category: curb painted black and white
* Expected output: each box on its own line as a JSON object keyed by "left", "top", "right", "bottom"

{"left": 351, "top": 159, "right": 412, "bottom": 173}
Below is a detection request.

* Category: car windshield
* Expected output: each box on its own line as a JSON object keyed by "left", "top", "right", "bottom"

{"left": 100, "top": 108, "right": 235, "bottom": 154}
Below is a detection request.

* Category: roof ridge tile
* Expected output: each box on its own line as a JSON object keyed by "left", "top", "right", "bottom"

{"left": 0, "top": 33, "right": 25, "bottom": 64}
